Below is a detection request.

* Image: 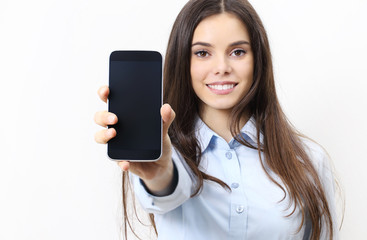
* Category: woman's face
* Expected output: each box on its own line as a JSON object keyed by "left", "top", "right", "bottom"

{"left": 190, "top": 13, "right": 254, "bottom": 114}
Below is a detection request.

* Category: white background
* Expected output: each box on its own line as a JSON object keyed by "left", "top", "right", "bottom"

{"left": 0, "top": 0, "right": 366, "bottom": 239}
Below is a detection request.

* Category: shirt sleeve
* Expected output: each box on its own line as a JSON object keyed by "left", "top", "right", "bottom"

{"left": 131, "top": 147, "right": 195, "bottom": 215}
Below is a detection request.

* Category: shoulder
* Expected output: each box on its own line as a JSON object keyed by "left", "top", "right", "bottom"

{"left": 299, "top": 136, "right": 334, "bottom": 181}
{"left": 300, "top": 137, "right": 328, "bottom": 163}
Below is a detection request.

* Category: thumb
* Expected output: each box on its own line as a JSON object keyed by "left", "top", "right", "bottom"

{"left": 161, "top": 103, "right": 176, "bottom": 136}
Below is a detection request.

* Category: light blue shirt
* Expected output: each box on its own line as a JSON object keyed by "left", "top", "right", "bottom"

{"left": 132, "top": 116, "right": 338, "bottom": 240}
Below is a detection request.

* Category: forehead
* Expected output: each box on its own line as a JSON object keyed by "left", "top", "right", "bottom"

{"left": 192, "top": 13, "right": 250, "bottom": 43}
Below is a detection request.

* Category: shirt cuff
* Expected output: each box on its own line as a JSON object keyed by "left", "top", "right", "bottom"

{"left": 132, "top": 148, "right": 193, "bottom": 214}
{"left": 139, "top": 160, "right": 178, "bottom": 196}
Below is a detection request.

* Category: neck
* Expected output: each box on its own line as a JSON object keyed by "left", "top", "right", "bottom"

{"left": 200, "top": 106, "right": 249, "bottom": 143}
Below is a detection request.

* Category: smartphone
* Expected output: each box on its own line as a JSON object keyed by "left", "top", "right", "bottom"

{"left": 108, "top": 50, "right": 162, "bottom": 161}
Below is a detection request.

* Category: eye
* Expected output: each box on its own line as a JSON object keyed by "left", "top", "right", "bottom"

{"left": 194, "top": 50, "right": 210, "bottom": 58}
{"left": 231, "top": 49, "right": 247, "bottom": 57}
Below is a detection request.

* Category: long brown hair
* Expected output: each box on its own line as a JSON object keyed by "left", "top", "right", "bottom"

{"left": 122, "top": 0, "right": 335, "bottom": 239}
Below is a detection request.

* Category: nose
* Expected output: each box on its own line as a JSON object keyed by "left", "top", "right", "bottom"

{"left": 213, "top": 55, "right": 232, "bottom": 75}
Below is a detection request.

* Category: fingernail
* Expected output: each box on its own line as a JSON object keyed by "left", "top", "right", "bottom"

{"left": 108, "top": 115, "right": 116, "bottom": 123}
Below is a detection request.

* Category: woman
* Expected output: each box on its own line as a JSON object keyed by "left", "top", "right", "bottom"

{"left": 94, "top": 0, "right": 339, "bottom": 239}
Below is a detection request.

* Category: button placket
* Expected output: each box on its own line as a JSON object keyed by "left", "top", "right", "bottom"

{"left": 224, "top": 147, "right": 248, "bottom": 237}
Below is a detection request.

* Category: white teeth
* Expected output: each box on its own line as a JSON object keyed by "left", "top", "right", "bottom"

{"left": 208, "top": 84, "right": 235, "bottom": 90}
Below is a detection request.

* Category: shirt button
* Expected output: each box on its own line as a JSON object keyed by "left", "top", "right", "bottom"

{"left": 236, "top": 205, "right": 244, "bottom": 214}
{"left": 225, "top": 151, "right": 232, "bottom": 159}
{"left": 231, "top": 183, "right": 239, "bottom": 189}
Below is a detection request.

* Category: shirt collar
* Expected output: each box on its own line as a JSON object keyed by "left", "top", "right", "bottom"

{"left": 194, "top": 115, "right": 264, "bottom": 153}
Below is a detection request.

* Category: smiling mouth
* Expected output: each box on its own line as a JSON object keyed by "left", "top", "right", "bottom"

{"left": 207, "top": 83, "right": 238, "bottom": 90}
{"left": 206, "top": 82, "right": 238, "bottom": 95}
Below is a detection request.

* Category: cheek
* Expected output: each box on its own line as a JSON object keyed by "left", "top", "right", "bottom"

{"left": 190, "top": 60, "right": 208, "bottom": 83}
{"left": 236, "top": 62, "right": 254, "bottom": 84}
{"left": 190, "top": 65, "right": 200, "bottom": 83}
{"left": 243, "top": 68, "right": 253, "bottom": 84}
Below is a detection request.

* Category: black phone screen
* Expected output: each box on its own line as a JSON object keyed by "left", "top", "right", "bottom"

{"left": 108, "top": 51, "right": 162, "bottom": 161}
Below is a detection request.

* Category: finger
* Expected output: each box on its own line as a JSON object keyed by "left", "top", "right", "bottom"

{"left": 94, "top": 128, "right": 116, "bottom": 144}
{"left": 117, "top": 161, "right": 130, "bottom": 171}
{"left": 94, "top": 111, "right": 118, "bottom": 127}
{"left": 161, "top": 103, "right": 176, "bottom": 136}
{"left": 98, "top": 85, "right": 109, "bottom": 103}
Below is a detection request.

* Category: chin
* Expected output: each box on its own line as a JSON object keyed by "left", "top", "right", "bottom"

{"left": 208, "top": 101, "right": 238, "bottom": 111}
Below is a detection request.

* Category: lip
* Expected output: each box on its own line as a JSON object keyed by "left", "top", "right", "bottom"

{"left": 206, "top": 81, "right": 238, "bottom": 95}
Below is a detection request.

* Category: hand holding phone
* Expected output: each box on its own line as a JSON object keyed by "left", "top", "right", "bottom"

{"left": 94, "top": 85, "right": 177, "bottom": 194}
{"left": 94, "top": 50, "right": 177, "bottom": 193}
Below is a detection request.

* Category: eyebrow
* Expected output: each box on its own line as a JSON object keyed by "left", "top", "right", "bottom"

{"left": 191, "top": 40, "right": 250, "bottom": 47}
